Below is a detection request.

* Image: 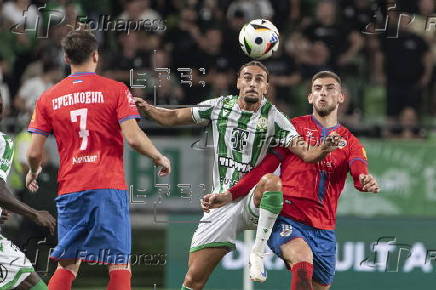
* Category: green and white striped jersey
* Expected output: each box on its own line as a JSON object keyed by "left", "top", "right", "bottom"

{"left": 192, "top": 95, "right": 298, "bottom": 193}
{"left": 0, "top": 133, "right": 14, "bottom": 183}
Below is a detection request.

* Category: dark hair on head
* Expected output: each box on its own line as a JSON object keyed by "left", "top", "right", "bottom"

{"left": 238, "top": 60, "right": 269, "bottom": 81}
{"left": 312, "top": 70, "right": 341, "bottom": 85}
{"left": 62, "top": 30, "right": 98, "bottom": 65}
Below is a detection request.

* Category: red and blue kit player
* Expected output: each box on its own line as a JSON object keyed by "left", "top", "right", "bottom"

{"left": 26, "top": 31, "right": 171, "bottom": 290}
{"left": 206, "top": 71, "right": 380, "bottom": 290}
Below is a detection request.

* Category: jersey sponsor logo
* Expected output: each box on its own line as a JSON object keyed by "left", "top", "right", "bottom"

{"left": 218, "top": 156, "right": 252, "bottom": 173}
{"left": 0, "top": 264, "right": 7, "bottom": 282}
{"left": 231, "top": 128, "right": 249, "bottom": 152}
{"left": 72, "top": 154, "right": 98, "bottom": 164}
{"left": 280, "top": 224, "right": 292, "bottom": 237}
{"left": 52, "top": 91, "right": 105, "bottom": 110}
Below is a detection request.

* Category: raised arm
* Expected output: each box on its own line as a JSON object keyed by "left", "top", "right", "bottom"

{"left": 121, "top": 119, "right": 171, "bottom": 176}
{"left": 134, "top": 97, "right": 194, "bottom": 126}
{"left": 287, "top": 133, "right": 340, "bottom": 163}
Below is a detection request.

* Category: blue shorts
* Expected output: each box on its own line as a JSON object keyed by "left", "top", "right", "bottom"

{"left": 51, "top": 189, "right": 131, "bottom": 264}
{"left": 268, "top": 215, "right": 336, "bottom": 285}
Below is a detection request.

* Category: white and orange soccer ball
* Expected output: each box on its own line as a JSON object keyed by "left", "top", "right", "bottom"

{"left": 238, "top": 19, "right": 279, "bottom": 60}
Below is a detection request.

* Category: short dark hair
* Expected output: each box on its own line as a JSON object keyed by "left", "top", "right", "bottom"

{"left": 62, "top": 30, "right": 98, "bottom": 65}
{"left": 238, "top": 61, "right": 269, "bottom": 81}
{"left": 312, "top": 70, "right": 341, "bottom": 86}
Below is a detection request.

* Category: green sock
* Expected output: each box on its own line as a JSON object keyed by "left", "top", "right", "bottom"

{"left": 181, "top": 286, "right": 193, "bottom": 290}
{"left": 260, "top": 191, "right": 283, "bottom": 214}
{"left": 30, "top": 279, "right": 48, "bottom": 290}
{"left": 253, "top": 191, "right": 283, "bottom": 255}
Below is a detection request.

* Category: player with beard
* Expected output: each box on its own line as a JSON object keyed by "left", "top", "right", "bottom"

{"left": 135, "top": 62, "right": 340, "bottom": 288}
{"left": 202, "top": 71, "right": 380, "bottom": 290}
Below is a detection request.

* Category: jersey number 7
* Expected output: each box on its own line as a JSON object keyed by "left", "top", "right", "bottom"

{"left": 70, "top": 108, "right": 89, "bottom": 150}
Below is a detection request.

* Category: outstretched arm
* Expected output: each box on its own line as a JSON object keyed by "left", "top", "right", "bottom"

{"left": 134, "top": 97, "right": 194, "bottom": 126}
{"left": 287, "top": 133, "right": 340, "bottom": 163}
{"left": 121, "top": 119, "right": 171, "bottom": 176}
{"left": 349, "top": 138, "right": 380, "bottom": 193}
{"left": 0, "top": 179, "right": 56, "bottom": 234}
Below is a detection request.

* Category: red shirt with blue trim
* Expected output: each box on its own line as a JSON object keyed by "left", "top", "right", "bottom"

{"left": 230, "top": 115, "right": 369, "bottom": 230}
{"left": 28, "top": 72, "right": 140, "bottom": 195}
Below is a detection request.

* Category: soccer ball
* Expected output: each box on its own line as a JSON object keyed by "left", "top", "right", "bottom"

{"left": 239, "top": 19, "right": 279, "bottom": 60}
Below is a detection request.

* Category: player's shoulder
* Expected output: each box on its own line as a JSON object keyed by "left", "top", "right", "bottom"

{"left": 0, "top": 132, "right": 13, "bottom": 147}
{"left": 290, "top": 115, "right": 312, "bottom": 126}
{"left": 93, "top": 75, "right": 126, "bottom": 89}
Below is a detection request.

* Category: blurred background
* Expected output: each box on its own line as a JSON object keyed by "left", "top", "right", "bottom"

{"left": 0, "top": 0, "right": 435, "bottom": 289}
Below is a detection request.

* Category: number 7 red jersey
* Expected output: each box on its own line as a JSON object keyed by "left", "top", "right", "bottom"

{"left": 28, "top": 72, "right": 140, "bottom": 195}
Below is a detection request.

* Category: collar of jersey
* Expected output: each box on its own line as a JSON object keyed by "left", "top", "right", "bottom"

{"left": 236, "top": 96, "right": 266, "bottom": 113}
{"left": 68, "top": 72, "right": 96, "bottom": 77}
{"left": 311, "top": 115, "right": 341, "bottom": 131}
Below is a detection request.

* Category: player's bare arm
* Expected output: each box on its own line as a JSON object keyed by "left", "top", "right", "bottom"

{"left": 0, "top": 179, "right": 56, "bottom": 235}
{"left": 26, "top": 133, "right": 46, "bottom": 192}
{"left": 287, "top": 132, "right": 340, "bottom": 163}
{"left": 134, "top": 97, "right": 194, "bottom": 126}
{"left": 201, "top": 191, "right": 232, "bottom": 212}
{"left": 121, "top": 119, "right": 171, "bottom": 176}
{"left": 359, "top": 174, "right": 380, "bottom": 193}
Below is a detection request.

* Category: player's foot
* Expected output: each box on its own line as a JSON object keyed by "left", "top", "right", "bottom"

{"left": 249, "top": 252, "right": 267, "bottom": 282}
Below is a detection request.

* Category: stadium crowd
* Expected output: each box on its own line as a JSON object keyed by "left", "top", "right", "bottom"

{"left": 0, "top": 0, "right": 434, "bottom": 139}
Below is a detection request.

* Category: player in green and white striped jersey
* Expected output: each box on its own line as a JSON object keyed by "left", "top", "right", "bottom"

{"left": 0, "top": 95, "right": 56, "bottom": 289}
{"left": 135, "top": 61, "right": 339, "bottom": 287}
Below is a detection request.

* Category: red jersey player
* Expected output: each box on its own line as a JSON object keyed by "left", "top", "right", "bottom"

{"left": 26, "top": 31, "right": 170, "bottom": 290}
{"left": 202, "top": 71, "right": 380, "bottom": 290}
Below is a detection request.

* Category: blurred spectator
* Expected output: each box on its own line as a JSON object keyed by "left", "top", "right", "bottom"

{"left": 271, "top": 0, "right": 301, "bottom": 29}
{"left": 379, "top": 13, "right": 432, "bottom": 119}
{"left": 0, "top": 55, "right": 12, "bottom": 118}
{"left": 104, "top": 31, "right": 149, "bottom": 83}
{"left": 165, "top": 7, "right": 201, "bottom": 68}
{"left": 301, "top": 0, "right": 364, "bottom": 70}
{"left": 119, "top": 0, "right": 162, "bottom": 22}
{"left": 341, "top": 0, "right": 373, "bottom": 32}
{"left": 14, "top": 61, "right": 62, "bottom": 127}
{"left": 2, "top": 0, "right": 40, "bottom": 33}
{"left": 227, "top": 0, "right": 274, "bottom": 22}
{"left": 383, "top": 107, "right": 425, "bottom": 139}
{"left": 263, "top": 46, "right": 301, "bottom": 104}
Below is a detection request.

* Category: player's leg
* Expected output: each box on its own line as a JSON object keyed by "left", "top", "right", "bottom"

{"left": 107, "top": 264, "right": 131, "bottom": 290}
{"left": 312, "top": 281, "right": 330, "bottom": 290}
{"left": 281, "top": 238, "right": 314, "bottom": 290}
{"left": 182, "top": 247, "right": 229, "bottom": 289}
{"left": 14, "top": 272, "right": 47, "bottom": 290}
{"left": 48, "top": 259, "right": 81, "bottom": 290}
{"left": 249, "top": 173, "right": 283, "bottom": 281}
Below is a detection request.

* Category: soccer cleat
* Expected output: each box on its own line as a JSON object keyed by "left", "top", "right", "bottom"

{"left": 249, "top": 252, "right": 267, "bottom": 282}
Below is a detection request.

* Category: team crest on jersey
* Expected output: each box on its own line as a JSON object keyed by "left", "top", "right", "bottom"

{"left": 338, "top": 137, "right": 347, "bottom": 149}
{"left": 231, "top": 128, "right": 249, "bottom": 152}
{"left": 223, "top": 96, "right": 237, "bottom": 109}
{"left": 256, "top": 117, "right": 267, "bottom": 130}
{"left": 280, "top": 224, "right": 292, "bottom": 237}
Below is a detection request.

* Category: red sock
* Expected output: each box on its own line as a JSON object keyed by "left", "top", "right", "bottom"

{"left": 291, "top": 262, "right": 314, "bottom": 290}
{"left": 107, "top": 270, "right": 132, "bottom": 290}
{"left": 48, "top": 268, "right": 76, "bottom": 290}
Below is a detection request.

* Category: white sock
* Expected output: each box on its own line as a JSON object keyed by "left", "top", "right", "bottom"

{"left": 252, "top": 208, "right": 279, "bottom": 256}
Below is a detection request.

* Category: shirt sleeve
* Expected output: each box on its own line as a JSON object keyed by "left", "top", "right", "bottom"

{"left": 229, "top": 147, "right": 287, "bottom": 200}
{"left": 117, "top": 83, "right": 141, "bottom": 123}
{"left": 28, "top": 95, "right": 52, "bottom": 136}
{"left": 348, "top": 136, "right": 369, "bottom": 191}
{"left": 0, "top": 136, "right": 14, "bottom": 182}
{"left": 191, "top": 97, "right": 221, "bottom": 125}
{"left": 270, "top": 108, "right": 299, "bottom": 148}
